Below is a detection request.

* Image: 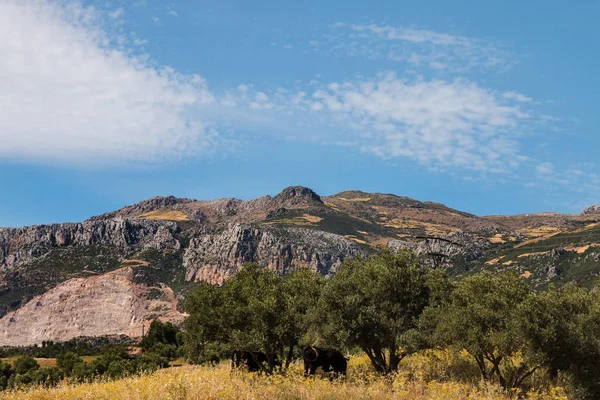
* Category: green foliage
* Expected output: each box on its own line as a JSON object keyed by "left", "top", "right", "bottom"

{"left": 520, "top": 284, "right": 600, "bottom": 399}
{"left": 425, "top": 271, "right": 543, "bottom": 390}
{"left": 13, "top": 355, "right": 39, "bottom": 375}
{"left": 70, "top": 362, "right": 93, "bottom": 383}
{"left": 222, "top": 263, "right": 285, "bottom": 371}
{"left": 140, "top": 320, "right": 181, "bottom": 350}
{"left": 184, "top": 282, "right": 226, "bottom": 363}
{"left": 184, "top": 264, "right": 324, "bottom": 371}
{"left": 56, "top": 352, "right": 83, "bottom": 376}
{"left": 279, "top": 268, "right": 325, "bottom": 367}
{"left": 0, "top": 362, "right": 14, "bottom": 390}
{"left": 315, "top": 249, "right": 430, "bottom": 374}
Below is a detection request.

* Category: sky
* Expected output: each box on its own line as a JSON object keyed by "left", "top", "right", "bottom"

{"left": 1, "top": 0, "right": 599, "bottom": 227}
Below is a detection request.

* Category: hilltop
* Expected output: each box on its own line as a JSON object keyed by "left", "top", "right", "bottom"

{"left": 1, "top": 186, "right": 599, "bottom": 345}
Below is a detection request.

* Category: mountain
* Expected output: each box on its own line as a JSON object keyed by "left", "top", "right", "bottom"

{"left": 1, "top": 186, "right": 599, "bottom": 346}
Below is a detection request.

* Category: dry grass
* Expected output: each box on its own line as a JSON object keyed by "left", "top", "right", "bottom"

{"left": 301, "top": 214, "right": 323, "bottom": 223}
{"left": 515, "top": 227, "right": 562, "bottom": 248}
{"left": 338, "top": 197, "right": 372, "bottom": 202}
{"left": 563, "top": 244, "right": 600, "bottom": 254}
{"left": 485, "top": 256, "right": 505, "bottom": 265}
{"left": 138, "top": 210, "right": 190, "bottom": 222}
{"left": 382, "top": 219, "right": 459, "bottom": 237}
{"left": 344, "top": 235, "right": 367, "bottom": 244}
{"left": 323, "top": 201, "right": 340, "bottom": 210}
{"left": 0, "top": 358, "right": 57, "bottom": 368}
{"left": 0, "top": 352, "right": 568, "bottom": 400}
{"left": 265, "top": 214, "right": 323, "bottom": 226}
{"left": 518, "top": 252, "right": 549, "bottom": 258}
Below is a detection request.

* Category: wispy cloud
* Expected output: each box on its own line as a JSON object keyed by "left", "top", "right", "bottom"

{"left": 316, "top": 23, "right": 515, "bottom": 73}
{"left": 214, "top": 73, "right": 534, "bottom": 174}
{"left": 0, "top": 0, "right": 217, "bottom": 165}
{"left": 108, "top": 7, "right": 124, "bottom": 20}
{"left": 167, "top": 10, "right": 178, "bottom": 17}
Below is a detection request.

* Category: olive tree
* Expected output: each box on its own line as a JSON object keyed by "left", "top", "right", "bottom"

{"left": 184, "top": 282, "right": 226, "bottom": 363}
{"left": 520, "top": 284, "right": 600, "bottom": 399}
{"left": 316, "top": 249, "right": 430, "bottom": 375}
{"left": 278, "top": 268, "right": 325, "bottom": 369}
{"left": 426, "top": 271, "right": 543, "bottom": 390}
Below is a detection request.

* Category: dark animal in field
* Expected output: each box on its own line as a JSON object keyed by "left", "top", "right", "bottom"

{"left": 208, "top": 355, "right": 220, "bottom": 367}
{"left": 231, "top": 350, "right": 280, "bottom": 372}
{"left": 303, "top": 347, "right": 347, "bottom": 377}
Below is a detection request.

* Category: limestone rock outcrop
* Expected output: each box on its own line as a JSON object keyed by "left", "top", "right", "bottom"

{"left": 0, "top": 267, "right": 185, "bottom": 346}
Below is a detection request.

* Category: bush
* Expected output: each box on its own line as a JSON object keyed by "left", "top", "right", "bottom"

{"left": 70, "top": 362, "right": 93, "bottom": 383}
{"left": 13, "top": 355, "right": 39, "bottom": 375}
{"left": 56, "top": 352, "right": 83, "bottom": 376}
{"left": 0, "top": 361, "right": 14, "bottom": 390}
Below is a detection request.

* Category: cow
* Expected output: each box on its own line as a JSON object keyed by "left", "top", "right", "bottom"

{"left": 231, "top": 350, "right": 280, "bottom": 373}
{"left": 208, "top": 355, "right": 220, "bottom": 367}
{"left": 303, "top": 347, "right": 348, "bottom": 377}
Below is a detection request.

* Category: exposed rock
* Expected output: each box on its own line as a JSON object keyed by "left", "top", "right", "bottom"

{"left": 90, "top": 196, "right": 195, "bottom": 220}
{"left": 581, "top": 205, "right": 600, "bottom": 215}
{"left": 387, "top": 231, "right": 492, "bottom": 266}
{"left": 0, "top": 218, "right": 180, "bottom": 270}
{"left": 272, "top": 186, "right": 323, "bottom": 206}
{"left": 183, "top": 224, "right": 362, "bottom": 285}
{"left": 0, "top": 267, "right": 185, "bottom": 346}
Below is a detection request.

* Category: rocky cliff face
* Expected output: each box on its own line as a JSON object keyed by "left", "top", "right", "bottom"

{"left": 0, "top": 218, "right": 181, "bottom": 270}
{"left": 0, "top": 267, "right": 185, "bottom": 346}
{"left": 183, "top": 224, "right": 362, "bottom": 285}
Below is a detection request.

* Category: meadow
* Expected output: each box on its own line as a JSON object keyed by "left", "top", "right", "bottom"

{"left": 0, "top": 352, "right": 568, "bottom": 400}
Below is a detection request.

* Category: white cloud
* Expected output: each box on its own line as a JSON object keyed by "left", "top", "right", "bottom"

{"left": 0, "top": 0, "right": 217, "bottom": 165}
{"left": 536, "top": 162, "right": 554, "bottom": 175}
{"left": 321, "top": 23, "right": 514, "bottom": 73}
{"left": 504, "top": 91, "right": 532, "bottom": 103}
{"left": 265, "top": 74, "right": 532, "bottom": 173}
{"left": 108, "top": 7, "right": 124, "bottom": 20}
{"left": 167, "top": 10, "right": 178, "bottom": 17}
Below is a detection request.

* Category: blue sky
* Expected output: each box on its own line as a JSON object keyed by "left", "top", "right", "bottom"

{"left": 1, "top": 0, "right": 599, "bottom": 227}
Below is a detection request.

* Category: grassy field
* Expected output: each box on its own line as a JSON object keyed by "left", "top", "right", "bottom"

{"left": 0, "top": 353, "right": 568, "bottom": 400}
{"left": 0, "top": 356, "right": 100, "bottom": 369}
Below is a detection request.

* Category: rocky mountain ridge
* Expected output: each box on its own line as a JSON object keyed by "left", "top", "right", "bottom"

{"left": 1, "top": 186, "right": 599, "bottom": 346}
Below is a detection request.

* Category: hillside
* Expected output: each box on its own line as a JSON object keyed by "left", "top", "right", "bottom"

{"left": 1, "top": 186, "right": 599, "bottom": 345}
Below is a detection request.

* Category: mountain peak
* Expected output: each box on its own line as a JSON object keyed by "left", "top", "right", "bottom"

{"left": 273, "top": 186, "right": 323, "bottom": 204}
{"left": 581, "top": 205, "right": 600, "bottom": 215}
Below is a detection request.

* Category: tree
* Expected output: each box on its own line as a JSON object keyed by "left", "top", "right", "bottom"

{"left": 427, "top": 271, "right": 541, "bottom": 390}
{"left": 520, "top": 284, "right": 600, "bottom": 399}
{"left": 184, "top": 282, "right": 226, "bottom": 363}
{"left": 316, "top": 249, "right": 430, "bottom": 375}
{"left": 56, "top": 351, "right": 83, "bottom": 376}
{"left": 13, "top": 355, "right": 39, "bottom": 375}
{"left": 141, "top": 320, "right": 180, "bottom": 351}
{"left": 278, "top": 268, "right": 325, "bottom": 369}
{"left": 222, "top": 263, "right": 285, "bottom": 372}
{"left": 0, "top": 361, "right": 14, "bottom": 390}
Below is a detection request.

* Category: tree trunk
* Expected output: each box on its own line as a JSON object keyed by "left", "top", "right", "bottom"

{"left": 473, "top": 354, "right": 489, "bottom": 380}
{"left": 364, "top": 347, "right": 388, "bottom": 375}
{"left": 285, "top": 345, "right": 294, "bottom": 371}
